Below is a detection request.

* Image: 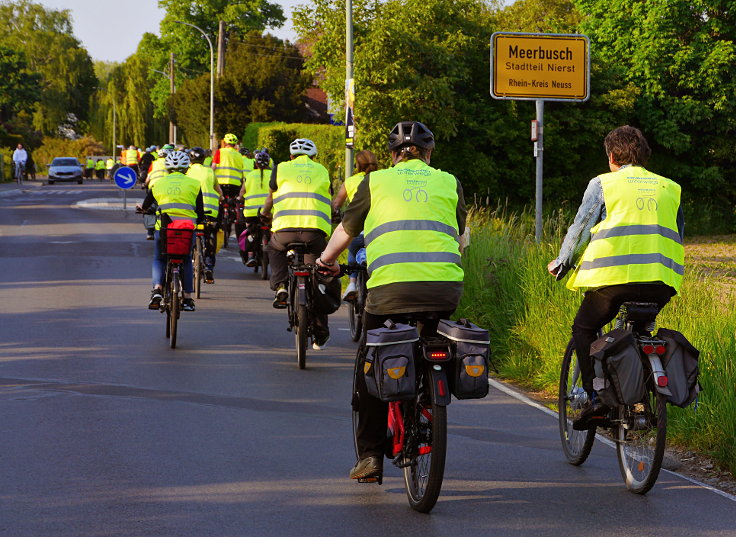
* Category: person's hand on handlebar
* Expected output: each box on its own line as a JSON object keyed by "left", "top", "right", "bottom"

{"left": 316, "top": 256, "right": 341, "bottom": 277}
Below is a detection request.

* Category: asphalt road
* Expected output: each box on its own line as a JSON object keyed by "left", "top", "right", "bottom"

{"left": 0, "top": 181, "right": 734, "bottom": 537}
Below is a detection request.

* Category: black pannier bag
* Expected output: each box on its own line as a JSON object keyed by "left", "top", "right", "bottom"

{"left": 655, "top": 328, "right": 701, "bottom": 407}
{"left": 364, "top": 321, "right": 419, "bottom": 402}
{"left": 311, "top": 272, "right": 342, "bottom": 315}
{"left": 438, "top": 319, "right": 490, "bottom": 399}
{"left": 590, "top": 328, "right": 646, "bottom": 407}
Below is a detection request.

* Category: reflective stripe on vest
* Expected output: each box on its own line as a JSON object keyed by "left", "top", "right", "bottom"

{"left": 151, "top": 172, "right": 201, "bottom": 230}
{"left": 566, "top": 167, "right": 684, "bottom": 292}
{"left": 345, "top": 171, "right": 364, "bottom": 203}
{"left": 271, "top": 155, "right": 332, "bottom": 234}
{"left": 124, "top": 150, "right": 138, "bottom": 165}
{"left": 243, "top": 169, "right": 271, "bottom": 217}
{"left": 147, "top": 159, "right": 167, "bottom": 188}
{"left": 214, "top": 147, "right": 244, "bottom": 186}
{"left": 363, "top": 159, "right": 463, "bottom": 289}
{"left": 187, "top": 163, "right": 219, "bottom": 218}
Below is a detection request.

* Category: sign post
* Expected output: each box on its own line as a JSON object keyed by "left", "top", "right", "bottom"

{"left": 491, "top": 32, "right": 590, "bottom": 242}
{"left": 113, "top": 166, "right": 138, "bottom": 210}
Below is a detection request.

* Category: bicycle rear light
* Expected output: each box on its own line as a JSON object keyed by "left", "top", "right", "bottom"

{"left": 428, "top": 350, "right": 449, "bottom": 361}
{"left": 641, "top": 344, "right": 655, "bottom": 355}
{"left": 655, "top": 345, "right": 666, "bottom": 355}
{"left": 294, "top": 270, "right": 310, "bottom": 276}
{"left": 657, "top": 375, "right": 669, "bottom": 387}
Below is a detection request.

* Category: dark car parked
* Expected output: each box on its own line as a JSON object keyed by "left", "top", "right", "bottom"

{"left": 48, "top": 157, "right": 83, "bottom": 184}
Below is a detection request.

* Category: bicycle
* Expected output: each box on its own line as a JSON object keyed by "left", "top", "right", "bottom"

{"left": 192, "top": 224, "right": 206, "bottom": 299}
{"left": 346, "top": 259, "right": 368, "bottom": 342}
{"left": 559, "top": 301, "right": 669, "bottom": 494}
{"left": 351, "top": 315, "right": 453, "bottom": 513}
{"left": 14, "top": 161, "right": 25, "bottom": 185}
{"left": 285, "top": 242, "right": 316, "bottom": 369}
{"left": 245, "top": 213, "right": 271, "bottom": 280}
{"left": 159, "top": 223, "right": 195, "bottom": 349}
{"left": 220, "top": 195, "right": 239, "bottom": 248}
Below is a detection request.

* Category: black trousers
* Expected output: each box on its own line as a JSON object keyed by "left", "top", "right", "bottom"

{"left": 572, "top": 283, "right": 675, "bottom": 396}
{"left": 354, "top": 310, "right": 454, "bottom": 460}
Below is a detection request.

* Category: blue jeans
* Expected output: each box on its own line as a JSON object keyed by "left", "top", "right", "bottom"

{"left": 347, "top": 232, "right": 365, "bottom": 268}
{"left": 152, "top": 230, "right": 194, "bottom": 293}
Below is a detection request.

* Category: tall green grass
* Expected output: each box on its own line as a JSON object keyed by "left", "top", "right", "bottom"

{"left": 457, "top": 207, "right": 736, "bottom": 474}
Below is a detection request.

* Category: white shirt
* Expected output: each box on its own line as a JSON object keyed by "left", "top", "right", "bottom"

{"left": 12, "top": 148, "right": 27, "bottom": 164}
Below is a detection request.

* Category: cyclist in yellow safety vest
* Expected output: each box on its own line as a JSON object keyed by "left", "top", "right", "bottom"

{"left": 330, "top": 150, "right": 379, "bottom": 300}
{"left": 85, "top": 157, "right": 94, "bottom": 179}
{"left": 212, "top": 133, "right": 244, "bottom": 201}
{"left": 317, "top": 121, "right": 467, "bottom": 482}
{"left": 137, "top": 150, "right": 205, "bottom": 312}
{"left": 262, "top": 138, "right": 333, "bottom": 348}
{"left": 144, "top": 144, "right": 173, "bottom": 190}
{"left": 105, "top": 157, "right": 114, "bottom": 179}
{"left": 239, "top": 147, "right": 255, "bottom": 177}
{"left": 547, "top": 125, "right": 685, "bottom": 431}
{"left": 123, "top": 145, "right": 140, "bottom": 177}
{"left": 94, "top": 158, "right": 105, "bottom": 180}
{"left": 187, "top": 146, "right": 222, "bottom": 283}
{"left": 239, "top": 149, "right": 272, "bottom": 267}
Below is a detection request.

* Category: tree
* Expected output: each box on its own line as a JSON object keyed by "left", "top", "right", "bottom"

{"left": 0, "top": 1, "right": 97, "bottom": 136}
{"left": 574, "top": 0, "right": 736, "bottom": 223}
{"left": 172, "top": 33, "right": 310, "bottom": 146}
{"left": 0, "top": 45, "right": 41, "bottom": 123}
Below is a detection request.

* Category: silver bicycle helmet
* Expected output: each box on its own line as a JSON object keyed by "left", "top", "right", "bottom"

{"left": 289, "top": 138, "right": 317, "bottom": 156}
{"left": 164, "top": 150, "right": 191, "bottom": 170}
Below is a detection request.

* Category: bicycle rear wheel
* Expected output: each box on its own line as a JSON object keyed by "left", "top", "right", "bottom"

{"left": 616, "top": 388, "right": 667, "bottom": 494}
{"left": 169, "top": 272, "right": 180, "bottom": 349}
{"left": 193, "top": 239, "right": 202, "bottom": 299}
{"left": 260, "top": 244, "right": 269, "bottom": 280}
{"left": 559, "top": 338, "right": 596, "bottom": 465}
{"left": 403, "top": 367, "right": 447, "bottom": 513}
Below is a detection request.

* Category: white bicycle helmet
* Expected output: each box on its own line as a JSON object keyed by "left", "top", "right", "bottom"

{"left": 164, "top": 150, "right": 191, "bottom": 170}
{"left": 289, "top": 138, "right": 317, "bottom": 156}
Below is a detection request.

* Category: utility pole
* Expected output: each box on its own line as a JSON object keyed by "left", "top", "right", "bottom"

{"left": 217, "top": 20, "right": 225, "bottom": 78}
{"left": 169, "top": 52, "right": 176, "bottom": 144}
{"left": 344, "top": 0, "right": 354, "bottom": 181}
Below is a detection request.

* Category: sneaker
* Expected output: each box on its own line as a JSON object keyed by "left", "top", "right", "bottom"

{"left": 146, "top": 233, "right": 154, "bottom": 241}
{"left": 342, "top": 281, "right": 358, "bottom": 302}
{"left": 349, "top": 456, "right": 383, "bottom": 481}
{"left": 204, "top": 269, "right": 214, "bottom": 284}
{"left": 148, "top": 288, "right": 163, "bottom": 310}
{"left": 572, "top": 400, "right": 609, "bottom": 431}
{"left": 272, "top": 285, "right": 288, "bottom": 309}
{"left": 182, "top": 298, "right": 196, "bottom": 311}
{"left": 245, "top": 253, "right": 256, "bottom": 267}
{"left": 312, "top": 332, "right": 329, "bottom": 350}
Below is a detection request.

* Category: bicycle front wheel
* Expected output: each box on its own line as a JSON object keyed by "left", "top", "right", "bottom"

{"left": 616, "top": 389, "right": 667, "bottom": 494}
{"left": 169, "top": 272, "right": 180, "bottom": 349}
{"left": 403, "top": 368, "right": 447, "bottom": 513}
{"left": 559, "top": 338, "right": 596, "bottom": 465}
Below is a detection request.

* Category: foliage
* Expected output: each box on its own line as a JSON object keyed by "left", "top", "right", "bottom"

{"left": 171, "top": 34, "right": 310, "bottom": 147}
{"left": 0, "top": 0, "right": 97, "bottom": 136}
{"left": 31, "top": 135, "right": 105, "bottom": 170}
{"left": 256, "top": 123, "right": 344, "bottom": 182}
{"left": 242, "top": 121, "right": 286, "bottom": 152}
{"left": 0, "top": 45, "right": 41, "bottom": 124}
{"left": 457, "top": 208, "right": 736, "bottom": 474}
{"left": 573, "top": 0, "right": 736, "bottom": 226}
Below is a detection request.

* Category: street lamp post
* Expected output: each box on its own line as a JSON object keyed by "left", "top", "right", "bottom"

{"left": 175, "top": 20, "right": 215, "bottom": 151}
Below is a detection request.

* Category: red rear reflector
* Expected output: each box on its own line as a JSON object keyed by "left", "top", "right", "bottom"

{"left": 294, "top": 271, "right": 310, "bottom": 276}
{"left": 429, "top": 351, "right": 448, "bottom": 360}
{"left": 418, "top": 446, "right": 432, "bottom": 455}
{"left": 438, "top": 379, "right": 447, "bottom": 397}
{"left": 657, "top": 376, "right": 669, "bottom": 387}
{"left": 642, "top": 344, "right": 655, "bottom": 355}
{"left": 655, "top": 345, "right": 666, "bottom": 355}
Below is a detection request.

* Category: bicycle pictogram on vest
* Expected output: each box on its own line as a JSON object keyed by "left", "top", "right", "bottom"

{"left": 636, "top": 197, "right": 658, "bottom": 212}
{"left": 167, "top": 185, "right": 182, "bottom": 196}
{"left": 296, "top": 174, "right": 312, "bottom": 184}
{"left": 403, "top": 187, "right": 429, "bottom": 202}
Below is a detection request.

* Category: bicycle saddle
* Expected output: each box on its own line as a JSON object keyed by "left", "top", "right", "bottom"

{"left": 286, "top": 242, "right": 308, "bottom": 252}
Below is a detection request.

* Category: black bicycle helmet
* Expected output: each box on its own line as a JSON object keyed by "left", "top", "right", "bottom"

{"left": 188, "top": 146, "right": 207, "bottom": 164}
{"left": 387, "top": 121, "right": 435, "bottom": 151}
{"left": 254, "top": 150, "right": 270, "bottom": 168}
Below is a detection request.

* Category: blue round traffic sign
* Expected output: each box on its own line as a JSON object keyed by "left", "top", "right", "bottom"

{"left": 114, "top": 166, "right": 138, "bottom": 189}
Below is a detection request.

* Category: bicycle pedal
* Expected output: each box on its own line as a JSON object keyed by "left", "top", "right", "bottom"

{"left": 357, "top": 476, "right": 382, "bottom": 485}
